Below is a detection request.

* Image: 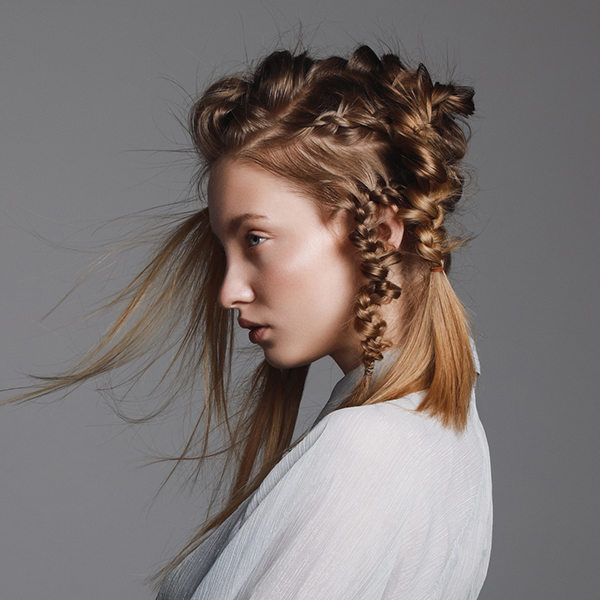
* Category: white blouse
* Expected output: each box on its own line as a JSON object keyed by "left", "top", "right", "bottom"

{"left": 157, "top": 351, "right": 492, "bottom": 600}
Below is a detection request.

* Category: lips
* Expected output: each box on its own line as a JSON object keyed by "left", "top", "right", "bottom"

{"left": 248, "top": 326, "right": 269, "bottom": 344}
{"left": 238, "top": 317, "right": 265, "bottom": 329}
{"left": 238, "top": 318, "right": 270, "bottom": 344}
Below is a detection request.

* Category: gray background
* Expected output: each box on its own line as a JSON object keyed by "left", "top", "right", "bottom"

{"left": 1, "top": 1, "right": 598, "bottom": 598}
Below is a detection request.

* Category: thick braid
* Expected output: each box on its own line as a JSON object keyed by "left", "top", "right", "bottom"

{"left": 398, "top": 188, "right": 448, "bottom": 268}
{"left": 377, "top": 58, "right": 474, "bottom": 270}
{"left": 191, "top": 51, "right": 317, "bottom": 166}
{"left": 189, "top": 76, "right": 252, "bottom": 166}
{"left": 344, "top": 182, "right": 403, "bottom": 376}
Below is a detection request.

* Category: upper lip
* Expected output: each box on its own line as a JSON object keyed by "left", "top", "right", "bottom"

{"left": 238, "top": 318, "right": 266, "bottom": 329}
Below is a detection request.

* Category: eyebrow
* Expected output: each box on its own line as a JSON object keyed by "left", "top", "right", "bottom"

{"left": 224, "top": 212, "right": 269, "bottom": 235}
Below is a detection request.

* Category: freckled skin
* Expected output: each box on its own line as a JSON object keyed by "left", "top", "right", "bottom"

{"left": 207, "top": 160, "right": 366, "bottom": 374}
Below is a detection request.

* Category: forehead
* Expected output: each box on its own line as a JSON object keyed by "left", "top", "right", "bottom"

{"left": 207, "top": 160, "right": 330, "bottom": 235}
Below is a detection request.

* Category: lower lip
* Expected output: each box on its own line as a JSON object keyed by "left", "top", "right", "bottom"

{"left": 248, "top": 326, "right": 269, "bottom": 344}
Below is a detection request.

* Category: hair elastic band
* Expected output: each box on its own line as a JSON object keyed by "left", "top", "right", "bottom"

{"left": 431, "top": 265, "right": 444, "bottom": 272}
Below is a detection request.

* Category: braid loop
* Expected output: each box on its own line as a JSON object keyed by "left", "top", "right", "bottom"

{"left": 343, "top": 181, "right": 404, "bottom": 375}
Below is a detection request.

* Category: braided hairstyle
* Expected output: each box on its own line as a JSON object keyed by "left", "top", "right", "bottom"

{"left": 5, "top": 46, "right": 478, "bottom": 586}
{"left": 190, "top": 44, "right": 475, "bottom": 424}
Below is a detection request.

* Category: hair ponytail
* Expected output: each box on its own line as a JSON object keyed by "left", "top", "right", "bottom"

{"left": 414, "top": 270, "right": 475, "bottom": 428}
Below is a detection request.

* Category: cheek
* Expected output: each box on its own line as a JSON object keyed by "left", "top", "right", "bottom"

{"left": 267, "top": 236, "right": 357, "bottom": 322}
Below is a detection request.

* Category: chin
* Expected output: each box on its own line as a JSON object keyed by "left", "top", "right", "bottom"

{"left": 262, "top": 348, "right": 315, "bottom": 371}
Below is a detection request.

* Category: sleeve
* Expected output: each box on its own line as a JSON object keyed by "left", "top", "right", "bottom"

{"left": 189, "top": 403, "right": 466, "bottom": 600}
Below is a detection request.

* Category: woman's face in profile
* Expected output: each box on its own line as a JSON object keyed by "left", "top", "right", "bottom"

{"left": 208, "top": 160, "right": 364, "bottom": 373}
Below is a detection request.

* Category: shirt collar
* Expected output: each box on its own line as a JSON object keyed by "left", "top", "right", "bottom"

{"left": 312, "top": 347, "right": 402, "bottom": 427}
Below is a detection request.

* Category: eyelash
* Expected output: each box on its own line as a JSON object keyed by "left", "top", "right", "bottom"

{"left": 218, "top": 233, "right": 266, "bottom": 255}
{"left": 246, "top": 233, "right": 266, "bottom": 248}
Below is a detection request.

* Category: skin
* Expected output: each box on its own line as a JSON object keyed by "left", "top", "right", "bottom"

{"left": 207, "top": 159, "right": 404, "bottom": 374}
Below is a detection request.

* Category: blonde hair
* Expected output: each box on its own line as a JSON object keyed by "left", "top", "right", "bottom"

{"left": 5, "top": 45, "right": 477, "bottom": 585}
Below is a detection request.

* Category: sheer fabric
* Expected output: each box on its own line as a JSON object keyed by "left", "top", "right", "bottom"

{"left": 157, "top": 352, "right": 492, "bottom": 599}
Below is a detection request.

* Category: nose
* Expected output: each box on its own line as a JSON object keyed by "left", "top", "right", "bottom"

{"left": 218, "top": 261, "right": 255, "bottom": 309}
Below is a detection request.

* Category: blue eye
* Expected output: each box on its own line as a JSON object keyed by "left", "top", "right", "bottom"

{"left": 247, "top": 233, "right": 266, "bottom": 248}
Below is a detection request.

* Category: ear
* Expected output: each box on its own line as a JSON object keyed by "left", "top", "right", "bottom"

{"left": 378, "top": 205, "right": 404, "bottom": 251}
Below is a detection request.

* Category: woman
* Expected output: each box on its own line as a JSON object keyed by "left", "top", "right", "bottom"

{"left": 8, "top": 45, "right": 492, "bottom": 598}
